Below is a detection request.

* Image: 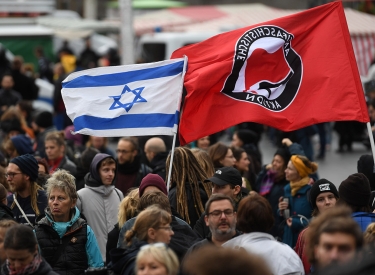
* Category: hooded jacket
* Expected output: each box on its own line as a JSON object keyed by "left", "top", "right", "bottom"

{"left": 77, "top": 153, "right": 124, "bottom": 262}
{"left": 35, "top": 207, "right": 103, "bottom": 275}
{"left": 223, "top": 232, "right": 304, "bottom": 275}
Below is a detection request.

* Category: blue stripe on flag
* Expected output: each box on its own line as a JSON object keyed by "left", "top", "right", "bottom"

{"left": 73, "top": 112, "right": 179, "bottom": 131}
{"left": 63, "top": 61, "right": 184, "bottom": 89}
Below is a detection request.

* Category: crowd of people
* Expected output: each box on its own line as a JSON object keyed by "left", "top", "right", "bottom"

{"left": 1, "top": 46, "right": 375, "bottom": 275}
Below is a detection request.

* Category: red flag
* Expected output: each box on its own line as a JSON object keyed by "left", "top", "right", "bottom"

{"left": 171, "top": 2, "right": 369, "bottom": 145}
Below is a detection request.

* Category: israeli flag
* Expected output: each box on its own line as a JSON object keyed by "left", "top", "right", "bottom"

{"left": 62, "top": 57, "right": 186, "bottom": 136}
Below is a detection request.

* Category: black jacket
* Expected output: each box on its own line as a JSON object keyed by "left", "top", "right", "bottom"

{"left": 0, "top": 203, "right": 14, "bottom": 221}
{"left": 1, "top": 258, "right": 58, "bottom": 275}
{"left": 109, "top": 240, "right": 147, "bottom": 275}
{"left": 149, "top": 152, "right": 168, "bottom": 180}
{"left": 168, "top": 182, "right": 209, "bottom": 228}
{"left": 35, "top": 211, "right": 88, "bottom": 275}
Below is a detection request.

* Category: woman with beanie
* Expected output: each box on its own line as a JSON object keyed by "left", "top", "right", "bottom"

{"left": 337, "top": 173, "right": 375, "bottom": 232}
{"left": 294, "top": 178, "right": 339, "bottom": 274}
{"left": 254, "top": 147, "right": 291, "bottom": 239}
{"left": 278, "top": 154, "right": 318, "bottom": 248}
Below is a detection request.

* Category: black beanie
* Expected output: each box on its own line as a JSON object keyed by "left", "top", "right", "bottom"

{"left": 10, "top": 154, "right": 38, "bottom": 182}
{"left": 357, "top": 155, "right": 375, "bottom": 191}
{"left": 34, "top": 111, "right": 53, "bottom": 129}
{"left": 309, "top": 178, "right": 339, "bottom": 209}
{"left": 339, "top": 173, "right": 371, "bottom": 207}
{"left": 274, "top": 147, "right": 291, "bottom": 165}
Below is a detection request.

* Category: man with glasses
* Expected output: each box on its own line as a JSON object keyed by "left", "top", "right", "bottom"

{"left": 115, "top": 137, "right": 151, "bottom": 194}
{"left": 6, "top": 154, "right": 47, "bottom": 226}
{"left": 194, "top": 167, "right": 248, "bottom": 238}
{"left": 187, "top": 194, "right": 240, "bottom": 254}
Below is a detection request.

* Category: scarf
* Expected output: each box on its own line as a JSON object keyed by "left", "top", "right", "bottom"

{"left": 48, "top": 155, "right": 64, "bottom": 174}
{"left": 7, "top": 254, "right": 42, "bottom": 275}
{"left": 259, "top": 169, "right": 277, "bottom": 196}
{"left": 290, "top": 177, "right": 310, "bottom": 196}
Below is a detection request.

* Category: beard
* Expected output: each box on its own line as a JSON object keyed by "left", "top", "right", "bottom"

{"left": 212, "top": 222, "right": 236, "bottom": 238}
{"left": 9, "top": 180, "right": 27, "bottom": 193}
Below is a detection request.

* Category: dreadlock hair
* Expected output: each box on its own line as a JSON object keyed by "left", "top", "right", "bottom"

{"left": 165, "top": 147, "right": 212, "bottom": 225}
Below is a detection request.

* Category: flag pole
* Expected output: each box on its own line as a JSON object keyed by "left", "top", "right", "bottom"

{"left": 366, "top": 122, "right": 375, "bottom": 166}
{"left": 166, "top": 133, "right": 177, "bottom": 194}
{"left": 166, "top": 55, "right": 187, "bottom": 194}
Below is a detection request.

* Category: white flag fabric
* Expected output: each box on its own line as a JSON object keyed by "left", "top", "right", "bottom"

{"left": 61, "top": 58, "right": 186, "bottom": 136}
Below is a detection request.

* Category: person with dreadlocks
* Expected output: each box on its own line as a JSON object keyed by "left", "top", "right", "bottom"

{"left": 166, "top": 147, "right": 212, "bottom": 228}
{"left": 6, "top": 154, "right": 47, "bottom": 226}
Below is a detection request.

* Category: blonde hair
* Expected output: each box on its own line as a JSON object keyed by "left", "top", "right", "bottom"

{"left": 45, "top": 170, "right": 77, "bottom": 201}
{"left": 118, "top": 188, "right": 139, "bottom": 228}
{"left": 136, "top": 245, "right": 179, "bottom": 275}
{"left": 124, "top": 205, "right": 171, "bottom": 246}
{"left": 364, "top": 222, "right": 375, "bottom": 245}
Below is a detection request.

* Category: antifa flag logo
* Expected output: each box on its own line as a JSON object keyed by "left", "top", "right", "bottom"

{"left": 221, "top": 25, "right": 303, "bottom": 111}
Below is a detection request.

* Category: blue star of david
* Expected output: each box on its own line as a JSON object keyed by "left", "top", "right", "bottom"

{"left": 109, "top": 85, "right": 147, "bottom": 112}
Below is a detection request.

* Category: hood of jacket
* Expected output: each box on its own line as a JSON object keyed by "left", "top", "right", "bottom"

{"left": 87, "top": 153, "right": 117, "bottom": 187}
{"left": 84, "top": 173, "right": 116, "bottom": 196}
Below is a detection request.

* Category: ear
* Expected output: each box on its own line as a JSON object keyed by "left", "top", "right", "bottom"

{"left": 204, "top": 215, "right": 209, "bottom": 227}
{"left": 233, "top": 185, "right": 241, "bottom": 195}
{"left": 132, "top": 149, "right": 138, "bottom": 158}
{"left": 147, "top": 228, "right": 156, "bottom": 242}
{"left": 23, "top": 174, "right": 30, "bottom": 181}
{"left": 71, "top": 198, "right": 77, "bottom": 209}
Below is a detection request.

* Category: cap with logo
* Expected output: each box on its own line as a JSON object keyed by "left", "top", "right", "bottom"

{"left": 204, "top": 167, "right": 242, "bottom": 186}
{"left": 309, "top": 178, "right": 339, "bottom": 209}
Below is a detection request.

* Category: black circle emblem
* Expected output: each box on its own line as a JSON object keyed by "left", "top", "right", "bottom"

{"left": 221, "top": 25, "right": 303, "bottom": 111}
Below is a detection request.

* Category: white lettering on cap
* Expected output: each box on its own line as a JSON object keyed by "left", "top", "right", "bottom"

{"left": 216, "top": 170, "right": 222, "bottom": 174}
{"left": 319, "top": 183, "right": 330, "bottom": 192}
